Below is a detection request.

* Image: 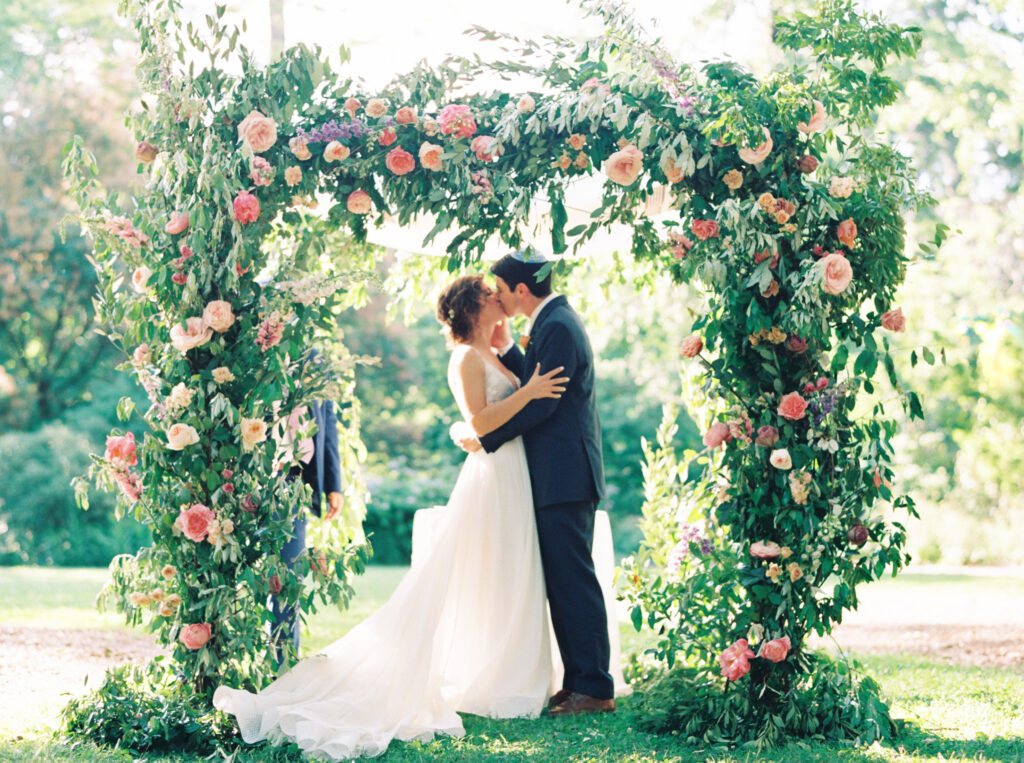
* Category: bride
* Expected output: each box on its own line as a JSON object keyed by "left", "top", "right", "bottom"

{"left": 214, "top": 274, "right": 574, "bottom": 759}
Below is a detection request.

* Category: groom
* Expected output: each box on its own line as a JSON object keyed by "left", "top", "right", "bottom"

{"left": 457, "top": 249, "right": 614, "bottom": 715}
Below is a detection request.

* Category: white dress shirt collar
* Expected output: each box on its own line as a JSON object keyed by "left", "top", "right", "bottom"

{"left": 526, "top": 293, "right": 559, "bottom": 335}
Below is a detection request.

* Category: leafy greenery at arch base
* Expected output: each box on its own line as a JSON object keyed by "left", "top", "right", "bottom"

{"left": 62, "top": 0, "right": 941, "bottom": 753}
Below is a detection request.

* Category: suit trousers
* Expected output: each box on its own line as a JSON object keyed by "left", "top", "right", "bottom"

{"left": 535, "top": 500, "right": 614, "bottom": 700}
{"left": 271, "top": 505, "right": 306, "bottom": 666}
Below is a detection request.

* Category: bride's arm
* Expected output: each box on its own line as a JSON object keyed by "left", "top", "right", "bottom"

{"left": 449, "top": 349, "right": 567, "bottom": 437}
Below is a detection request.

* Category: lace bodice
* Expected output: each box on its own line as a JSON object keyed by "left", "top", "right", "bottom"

{"left": 483, "top": 359, "right": 517, "bottom": 404}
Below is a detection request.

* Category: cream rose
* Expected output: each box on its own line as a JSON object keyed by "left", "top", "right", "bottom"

{"left": 133, "top": 344, "right": 151, "bottom": 364}
{"left": 169, "top": 317, "right": 213, "bottom": 352}
{"left": 323, "top": 141, "right": 350, "bottom": 162}
{"left": 722, "top": 169, "right": 743, "bottom": 190}
{"left": 738, "top": 127, "right": 773, "bottom": 165}
{"left": 212, "top": 366, "right": 235, "bottom": 383}
{"left": 284, "top": 166, "right": 302, "bottom": 186}
{"left": 240, "top": 417, "right": 268, "bottom": 451}
{"left": 167, "top": 382, "right": 193, "bottom": 410}
{"left": 603, "top": 144, "right": 644, "bottom": 186}
{"left": 131, "top": 266, "right": 153, "bottom": 294}
{"left": 517, "top": 94, "right": 535, "bottom": 114}
{"left": 161, "top": 564, "right": 177, "bottom": 579}
{"left": 829, "top": 176, "right": 855, "bottom": 199}
{"left": 202, "top": 300, "right": 235, "bottom": 333}
{"left": 769, "top": 448, "right": 793, "bottom": 470}
{"left": 418, "top": 142, "right": 443, "bottom": 172}
{"left": 166, "top": 422, "right": 200, "bottom": 450}
{"left": 365, "top": 98, "right": 388, "bottom": 118}
{"left": 237, "top": 110, "right": 278, "bottom": 153}
{"left": 289, "top": 136, "right": 312, "bottom": 160}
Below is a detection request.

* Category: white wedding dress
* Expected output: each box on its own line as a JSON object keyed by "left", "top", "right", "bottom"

{"left": 214, "top": 363, "right": 557, "bottom": 759}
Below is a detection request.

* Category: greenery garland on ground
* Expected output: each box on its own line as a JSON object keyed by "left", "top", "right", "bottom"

{"left": 62, "top": 0, "right": 941, "bottom": 752}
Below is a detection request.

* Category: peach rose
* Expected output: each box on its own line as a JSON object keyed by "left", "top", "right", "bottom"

{"left": 604, "top": 144, "right": 644, "bottom": 186}
{"left": 702, "top": 421, "right": 732, "bottom": 449}
{"left": 722, "top": 169, "right": 743, "bottom": 190}
{"left": 769, "top": 448, "right": 792, "bottom": 470}
{"left": 829, "top": 176, "right": 855, "bottom": 199}
{"left": 797, "top": 100, "right": 826, "bottom": 134}
{"left": 377, "top": 127, "right": 397, "bottom": 146}
{"left": 719, "top": 639, "right": 755, "bottom": 682}
{"left": 133, "top": 344, "right": 151, "bottom": 364}
{"left": 470, "top": 135, "right": 500, "bottom": 161}
{"left": 284, "top": 166, "right": 302, "bottom": 186}
{"left": 881, "top": 308, "right": 906, "bottom": 332}
{"left": 237, "top": 110, "right": 278, "bottom": 153}
{"left": 105, "top": 432, "right": 137, "bottom": 467}
{"left": 233, "top": 191, "right": 260, "bottom": 224}
{"left": 757, "top": 635, "right": 791, "bottom": 663}
{"left": 778, "top": 391, "right": 808, "bottom": 421}
{"left": 178, "top": 622, "right": 212, "bottom": 650}
{"left": 679, "top": 335, "right": 703, "bottom": 358}
{"left": 517, "top": 94, "right": 535, "bottom": 114}
{"left": 365, "top": 98, "right": 388, "bottom": 118}
{"left": 395, "top": 106, "right": 418, "bottom": 125}
{"left": 135, "top": 141, "right": 158, "bottom": 163}
{"left": 166, "top": 423, "right": 199, "bottom": 450}
{"left": 177, "top": 503, "right": 214, "bottom": 542}
{"left": 169, "top": 317, "right": 213, "bottom": 352}
{"left": 750, "top": 540, "right": 781, "bottom": 559}
{"left": 149, "top": 589, "right": 164, "bottom": 602}
{"left": 419, "top": 141, "right": 443, "bottom": 171}
{"left": 128, "top": 592, "right": 151, "bottom": 607}
{"left": 346, "top": 190, "right": 372, "bottom": 215}
{"left": 240, "top": 417, "right": 268, "bottom": 451}
{"left": 837, "top": 218, "right": 857, "bottom": 249}
{"left": 757, "top": 192, "right": 775, "bottom": 210}
{"left": 164, "top": 211, "right": 189, "bottom": 235}
{"left": 661, "top": 156, "right": 685, "bottom": 184}
{"left": 131, "top": 266, "right": 153, "bottom": 294}
{"left": 212, "top": 366, "right": 235, "bottom": 383}
{"left": 289, "top": 136, "right": 312, "bottom": 160}
{"left": 202, "top": 300, "right": 235, "bottom": 333}
{"left": 738, "top": 127, "right": 773, "bottom": 165}
{"left": 161, "top": 564, "right": 176, "bottom": 579}
{"left": 343, "top": 97, "right": 361, "bottom": 117}
{"left": 787, "top": 562, "right": 803, "bottom": 582}
{"left": 567, "top": 134, "right": 586, "bottom": 151}
{"left": 821, "top": 252, "right": 853, "bottom": 295}
{"left": 755, "top": 425, "right": 779, "bottom": 447}
{"left": 385, "top": 147, "right": 415, "bottom": 176}
{"left": 766, "top": 562, "right": 782, "bottom": 582}
{"left": 323, "top": 140, "right": 351, "bottom": 162}
{"left": 690, "top": 219, "right": 720, "bottom": 241}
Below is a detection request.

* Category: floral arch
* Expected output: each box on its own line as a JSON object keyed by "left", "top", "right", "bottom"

{"left": 64, "top": 0, "right": 940, "bottom": 752}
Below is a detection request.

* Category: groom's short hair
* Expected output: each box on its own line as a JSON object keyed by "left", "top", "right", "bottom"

{"left": 491, "top": 250, "right": 552, "bottom": 298}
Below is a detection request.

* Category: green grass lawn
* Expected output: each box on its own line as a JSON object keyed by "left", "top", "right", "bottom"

{"left": 1, "top": 566, "right": 1022, "bottom": 762}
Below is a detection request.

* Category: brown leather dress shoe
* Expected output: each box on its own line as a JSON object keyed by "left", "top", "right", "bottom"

{"left": 548, "top": 688, "right": 573, "bottom": 709}
{"left": 549, "top": 692, "right": 615, "bottom": 717}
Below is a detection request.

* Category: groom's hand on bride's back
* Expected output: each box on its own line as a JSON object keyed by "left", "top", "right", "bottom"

{"left": 450, "top": 421, "right": 482, "bottom": 453}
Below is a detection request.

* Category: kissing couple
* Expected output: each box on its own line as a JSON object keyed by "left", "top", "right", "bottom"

{"left": 215, "top": 250, "right": 625, "bottom": 759}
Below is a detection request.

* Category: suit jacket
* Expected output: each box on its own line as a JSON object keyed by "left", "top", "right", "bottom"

{"left": 478, "top": 295, "right": 605, "bottom": 509}
{"left": 298, "top": 400, "right": 342, "bottom": 518}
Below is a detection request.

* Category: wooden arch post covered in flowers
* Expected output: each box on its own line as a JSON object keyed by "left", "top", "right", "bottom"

{"left": 64, "top": 0, "right": 941, "bottom": 751}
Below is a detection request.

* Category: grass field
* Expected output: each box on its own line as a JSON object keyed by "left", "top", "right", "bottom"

{"left": 1, "top": 566, "right": 1022, "bottom": 762}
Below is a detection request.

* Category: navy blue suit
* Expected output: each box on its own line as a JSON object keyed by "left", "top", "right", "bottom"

{"left": 273, "top": 400, "right": 342, "bottom": 663}
{"left": 478, "top": 295, "right": 613, "bottom": 700}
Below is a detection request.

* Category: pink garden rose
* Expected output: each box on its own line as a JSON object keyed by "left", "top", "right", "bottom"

{"left": 690, "top": 219, "right": 720, "bottom": 241}
{"left": 178, "top": 503, "right": 215, "bottom": 542}
{"left": 821, "top": 252, "right": 853, "bottom": 295}
{"left": 343, "top": 97, "right": 361, "bottom": 117}
{"left": 837, "top": 218, "right": 857, "bottom": 249}
{"left": 249, "top": 156, "right": 274, "bottom": 185}
{"left": 365, "top": 98, "right": 388, "bottom": 118}
{"left": 178, "top": 622, "right": 212, "bottom": 650}
{"left": 135, "top": 141, "right": 158, "bottom": 163}
{"left": 881, "top": 308, "right": 906, "bottom": 332}
{"left": 169, "top": 317, "right": 213, "bottom": 352}
{"left": 346, "top": 190, "right": 372, "bottom": 215}
{"left": 105, "top": 432, "right": 137, "bottom": 467}
{"left": 133, "top": 344, "right": 151, "bottom": 364}
{"left": 323, "top": 141, "right": 351, "bottom": 162}
{"left": 797, "top": 100, "right": 826, "bottom": 134}
{"left": 738, "top": 127, "right": 773, "bottom": 165}
{"left": 470, "top": 135, "right": 500, "bottom": 161}
{"left": 719, "top": 639, "right": 755, "bottom": 682}
{"left": 679, "top": 335, "right": 703, "bottom": 358}
{"left": 395, "top": 106, "right": 418, "bottom": 125}
{"left": 702, "top": 421, "right": 732, "bottom": 449}
{"left": 237, "top": 110, "right": 278, "bottom": 153}
{"left": 202, "top": 300, "right": 235, "bottom": 333}
{"left": 419, "top": 142, "right": 443, "bottom": 171}
{"left": 233, "top": 191, "right": 260, "bottom": 224}
{"left": 750, "top": 540, "right": 781, "bottom": 559}
{"left": 438, "top": 104, "right": 477, "bottom": 138}
{"left": 757, "top": 636, "right": 792, "bottom": 663}
{"left": 164, "top": 211, "right": 189, "bottom": 235}
{"left": 385, "top": 147, "right": 416, "bottom": 176}
{"left": 778, "top": 391, "right": 808, "bottom": 421}
{"left": 769, "top": 448, "right": 793, "bottom": 470}
{"left": 755, "top": 425, "right": 779, "bottom": 447}
{"left": 377, "top": 127, "right": 397, "bottom": 147}
{"left": 817, "top": 376, "right": 829, "bottom": 390}
{"left": 131, "top": 266, "right": 152, "bottom": 294}
{"left": 603, "top": 144, "right": 644, "bottom": 186}
{"left": 172, "top": 272, "right": 188, "bottom": 285}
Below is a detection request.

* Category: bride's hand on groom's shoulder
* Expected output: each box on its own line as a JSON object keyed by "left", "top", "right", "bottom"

{"left": 450, "top": 421, "right": 482, "bottom": 453}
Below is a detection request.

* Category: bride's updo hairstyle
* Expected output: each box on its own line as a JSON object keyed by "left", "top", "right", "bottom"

{"left": 437, "top": 274, "right": 487, "bottom": 344}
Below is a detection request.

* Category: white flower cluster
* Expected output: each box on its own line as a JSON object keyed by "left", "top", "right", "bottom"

{"left": 277, "top": 274, "right": 352, "bottom": 305}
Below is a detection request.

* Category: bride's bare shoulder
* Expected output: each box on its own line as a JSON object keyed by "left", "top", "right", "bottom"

{"left": 447, "top": 344, "right": 485, "bottom": 376}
